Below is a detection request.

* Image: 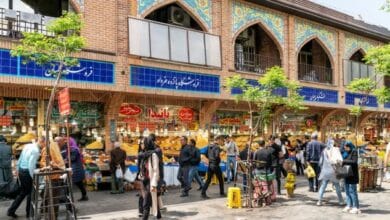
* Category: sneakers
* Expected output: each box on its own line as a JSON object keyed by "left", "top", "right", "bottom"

{"left": 342, "top": 206, "right": 351, "bottom": 213}
{"left": 7, "top": 213, "right": 18, "bottom": 219}
{"left": 316, "top": 201, "right": 322, "bottom": 206}
{"left": 349, "top": 208, "right": 361, "bottom": 214}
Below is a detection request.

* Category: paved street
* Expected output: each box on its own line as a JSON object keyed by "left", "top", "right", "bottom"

{"left": 2, "top": 176, "right": 389, "bottom": 219}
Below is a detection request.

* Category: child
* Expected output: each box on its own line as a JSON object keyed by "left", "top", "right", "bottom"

{"left": 284, "top": 159, "right": 296, "bottom": 198}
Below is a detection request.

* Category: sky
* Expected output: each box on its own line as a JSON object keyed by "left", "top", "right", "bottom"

{"left": 310, "top": 0, "right": 390, "bottom": 30}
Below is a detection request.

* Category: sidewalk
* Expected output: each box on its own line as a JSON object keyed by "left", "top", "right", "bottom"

{"left": 81, "top": 181, "right": 390, "bottom": 220}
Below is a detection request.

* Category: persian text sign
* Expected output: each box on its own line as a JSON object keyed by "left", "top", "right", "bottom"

{"left": 299, "top": 87, "right": 338, "bottom": 104}
{"left": 119, "top": 104, "right": 142, "bottom": 116}
{"left": 178, "top": 107, "right": 194, "bottom": 122}
{"left": 0, "top": 116, "right": 11, "bottom": 126}
{"left": 58, "top": 88, "right": 71, "bottom": 116}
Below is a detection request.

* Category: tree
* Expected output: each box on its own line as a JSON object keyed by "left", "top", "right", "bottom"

{"left": 11, "top": 12, "right": 85, "bottom": 218}
{"left": 225, "top": 66, "right": 305, "bottom": 207}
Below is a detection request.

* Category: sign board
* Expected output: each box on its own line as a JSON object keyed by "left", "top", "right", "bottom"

{"left": 119, "top": 104, "right": 142, "bottom": 116}
{"left": 178, "top": 107, "right": 194, "bottom": 122}
{"left": 58, "top": 88, "right": 71, "bottom": 116}
{"left": 0, "top": 116, "right": 12, "bottom": 126}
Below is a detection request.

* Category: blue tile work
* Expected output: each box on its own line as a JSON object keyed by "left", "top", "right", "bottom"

{"left": 385, "top": 103, "right": 390, "bottom": 108}
{"left": 130, "top": 65, "right": 220, "bottom": 94}
{"left": 299, "top": 87, "right": 338, "bottom": 104}
{"left": 0, "top": 49, "right": 18, "bottom": 76}
{"left": 0, "top": 49, "right": 114, "bottom": 84}
{"left": 231, "top": 79, "right": 287, "bottom": 97}
{"left": 345, "top": 92, "right": 378, "bottom": 107}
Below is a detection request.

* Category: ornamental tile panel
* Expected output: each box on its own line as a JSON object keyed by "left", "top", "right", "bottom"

{"left": 295, "top": 18, "right": 337, "bottom": 56}
{"left": 232, "top": 0, "right": 285, "bottom": 44}
{"left": 344, "top": 34, "right": 378, "bottom": 59}
{"left": 137, "top": 0, "right": 212, "bottom": 29}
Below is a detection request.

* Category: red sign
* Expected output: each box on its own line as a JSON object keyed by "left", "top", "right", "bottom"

{"left": 58, "top": 88, "right": 71, "bottom": 116}
{"left": 306, "top": 119, "right": 313, "bottom": 127}
{"left": 0, "top": 98, "right": 4, "bottom": 110}
{"left": 0, "top": 116, "right": 12, "bottom": 126}
{"left": 122, "top": 117, "right": 138, "bottom": 123}
{"left": 148, "top": 108, "right": 169, "bottom": 120}
{"left": 178, "top": 107, "right": 194, "bottom": 122}
{"left": 219, "top": 118, "right": 242, "bottom": 125}
{"left": 119, "top": 104, "right": 142, "bottom": 116}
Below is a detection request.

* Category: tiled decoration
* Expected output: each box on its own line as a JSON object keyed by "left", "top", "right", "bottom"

{"left": 130, "top": 65, "right": 220, "bottom": 94}
{"left": 385, "top": 103, "right": 390, "bottom": 108}
{"left": 299, "top": 87, "right": 338, "bottom": 104}
{"left": 345, "top": 92, "right": 378, "bottom": 108}
{"left": 295, "top": 18, "right": 337, "bottom": 56}
{"left": 232, "top": 0, "right": 284, "bottom": 44}
{"left": 344, "top": 34, "right": 378, "bottom": 59}
{"left": 0, "top": 49, "right": 114, "bottom": 84}
{"left": 137, "top": 0, "right": 212, "bottom": 29}
{"left": 231, "top": 79, "right": 287, "bottom": 97}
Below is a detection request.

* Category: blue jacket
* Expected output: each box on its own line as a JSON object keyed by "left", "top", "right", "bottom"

{"left": 306, "top": 140, "right": 325, "bottom": 163}
{"left": 62, "top": 148, "right": 85, "bottom": 183}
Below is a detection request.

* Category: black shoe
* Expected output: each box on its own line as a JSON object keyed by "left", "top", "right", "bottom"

{"left": 7, "top": 213, "right": 18, "bottom": 218}
{"left": 78, "top": 196, "right": 89, "bottom": 201}
{"left": 180, "top": 193, "right": 189, "bottom": 197}
{"left": 201, "top": 193, "right": 209, "bottom": 199}
{"left": 309, "top": 188, "right": 314, "bottom": 192}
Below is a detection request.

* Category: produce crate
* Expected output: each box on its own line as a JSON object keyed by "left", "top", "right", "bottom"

{"left": 359, "top": 167, "right": 379, "bottom": 192}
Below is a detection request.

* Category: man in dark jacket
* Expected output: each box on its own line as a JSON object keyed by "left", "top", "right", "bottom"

{"left": 188, "top": 139, "right": 203, "bottom": 191}
{"left": 0, "top": 135, "right": 12, "bottom": 187}
{"left": 306, "top": 133, "right": 326, "bottom": 192}
{"left": 269, "top": 135, "right": 283, "bottom": 195}
{"left": 253, "top": 140, "right": 273, "bottom": 173}
{"left": 177, "top": 136, "right": 192, "bottom": 197}
{"left": 201, "top": 135, "right": 225, "bottom": 198}
{"left": 110, "top": 142, "right": 127, "bottom": 194}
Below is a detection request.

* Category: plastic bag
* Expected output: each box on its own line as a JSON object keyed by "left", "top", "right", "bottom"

{"left": 305, "top": 165, "right": 316, "bottom": 178}
{"left": 123, "top": 169, "right": 136, "bottom": 182}
{"left": 115, "top": 166, "right": 123, "bottom": 179}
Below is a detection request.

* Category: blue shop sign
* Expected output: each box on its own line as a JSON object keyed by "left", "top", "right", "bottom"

{"left": 385, "top": 103, "right": 390, "bottom": 108}
{"left": 0, "top": 49, "right": 114, "bottom": 84}
{"left": 345, "top": 92, "right": 378, "bottom": 107}
{"left": 299, "top": 87, "right": 338, "bottom": 104}
{"left": 130, "top": 66, "right": 220, "bottom": 94}
{"left": 231, "top": 79, "right": 287, "bottom": 97}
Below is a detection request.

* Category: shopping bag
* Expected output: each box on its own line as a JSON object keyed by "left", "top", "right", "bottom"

{"left": 115, "top": 166, "right": 123, "bottom": 179}
{"left": 335, "top": 165, "right": 353, "bottom": 179}
{"left": 305, "top": 165, "right": 316, "bottom": 178}
{"left": 123, "top": 169, "right": 136, "bottom": 182}
{"left": 0, "top": 177, "right": 21, "bottom": 199}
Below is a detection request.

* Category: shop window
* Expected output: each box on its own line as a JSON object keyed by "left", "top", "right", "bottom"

{"left": 298, "top": 39, "right": 333, "bottom": 84}
{"left": 235, "top": 24, "right": 281, "bottom": 73}
{"left": 145, "top": 3, "right": 203, "bottom": 31}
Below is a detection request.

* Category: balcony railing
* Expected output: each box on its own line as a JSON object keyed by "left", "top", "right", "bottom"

{"left": 298, "top": 63, "right": 333, "bottom": 84}
{"left": 343, "top": 59, "right": 376, "bottom": 86}
{"left": 128, "top": 17, "right": 221, "bottom": 68}
{"left": 0, "top": 8, "right": 55, "bottom": 38}
{"left": 234, "top": 51, "right": 281, "bottom": 74}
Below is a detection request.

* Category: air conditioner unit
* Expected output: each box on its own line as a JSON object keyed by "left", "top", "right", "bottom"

{"left": 168, "top": 6, "right": 191, "bottom": 27}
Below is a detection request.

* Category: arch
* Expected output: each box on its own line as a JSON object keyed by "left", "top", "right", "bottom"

{"left": 296, "top": 36, "right": 335, "bottom": 69}
{"left": 348, "top": 48, "right": 366, "bottom": 62}
{"left": 232, "top": 19, "right": 284, "bottom": 58}
{"left": 320, "top": 109, "right": 349, "bottom": 128}
{"left": 141, "top": 0, "right": 210, "bottom": 32}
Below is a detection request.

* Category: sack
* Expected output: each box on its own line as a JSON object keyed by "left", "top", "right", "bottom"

{"left": 115, "top": 166, "right": 123, "bottom": 179}
{"left": 0, "top": 178, "right": 21, "bottom": 199}
{"left": 123, "top": 169, "right": 136, "bottom": 182}
{"left": 335, "top": 165, "right": 353, "bottom": 179}
{"left": 305, "top": 165, "right": 316, "bottom": 178}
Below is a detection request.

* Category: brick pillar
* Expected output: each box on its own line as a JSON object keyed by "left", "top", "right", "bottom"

{"left": 287, "top": 15, "right": 297, "bottom": 80}
{"left": 37, "top": 99, "right": 45, "bottom": 137}
{"left": 338, "top": 31, "right": 345, "bottom": 104}
{"left": 199, "top": 101, "right": 222, "bottom": 130}
{"left": 222, "top": 0, "right": 233, "bottom": 71}
{"left": 104, "top": 92, "right": 125, "bottom": 153}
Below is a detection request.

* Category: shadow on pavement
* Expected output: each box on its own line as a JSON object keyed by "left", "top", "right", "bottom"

{"left": 362, "top": 209, "right": 390, "bottom": 215}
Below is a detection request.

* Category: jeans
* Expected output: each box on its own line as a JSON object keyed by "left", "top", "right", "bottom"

{"left": 318, "top": 180, "right": 343, "bottom": 203}
{"left": 226, "top": 156, "right": 236, "bottom": 182}
{"left": 202, "top": 164, "right": 224, "bottom": 195}
{"left": 8, "top": 169, "right": 32, "bottom": 216}
{"left": 177, "top": 166, "right": 191, "bottom": 193}
{"left": 188, "top": 166, "right": 203, "bottom": 188}
{"left": 111, "top": 173, "right": 124, "bottom": 193}
{"left": 345, "top": 183, "right": 359, "bottom": 208}
{"left": 309, "top": 163, "right": 320, "bottom": 190}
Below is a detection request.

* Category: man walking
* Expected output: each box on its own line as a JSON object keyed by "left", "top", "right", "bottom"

{"left": 177, "top": 136, "right": 192, "bottom": 197}
{"left": 225, "top": 136, "right": 239, "bottom": 183}
{"left": 188, "top": 139, "right": 204, "bottom": 191}
{"left": 7, "top": 137, "right": 41, "bottom": 218}
{"left": 306, "top": 133, "right": 326, "bottom": 192}
{"left": 201, "top": 135, "right": 225, "bottom": 199}
{"left": 110, "top": 142, "right": 127, "bottom": 194}
{"left": 268, "top": 135, "right": 283, "bottom": 195}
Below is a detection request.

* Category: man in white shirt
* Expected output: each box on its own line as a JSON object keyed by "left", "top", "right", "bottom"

{"left": 225, "top": 136, "right": 239, "bottom": 183}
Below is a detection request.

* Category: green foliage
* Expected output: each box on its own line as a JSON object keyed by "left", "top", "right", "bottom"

{"left": 11, "top": 12, "right": 85, "bottom": 74}
{"left": 347, "top": 78, "right": 376, "bottom": 94}
{"left": 349, "top": 106, "right": 363, "bottom": 117}
{"left": 364, "top": 44, "right": 390, "bottom": 75}
{"left": 382, "top": 0, "right": 390, "bottom": 12}
{"left": 374, "top": 87, "right": 390, "bottom": 104}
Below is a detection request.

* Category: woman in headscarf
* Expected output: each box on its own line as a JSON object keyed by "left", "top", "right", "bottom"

{"left": 342, "top": 141, "right": 360, "bottom": 214}
{"left": 317, "top": 139, "right": 343, "bottom": 206}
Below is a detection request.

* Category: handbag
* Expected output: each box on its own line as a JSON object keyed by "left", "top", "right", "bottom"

{"left": 304, "top": 165, "right": 316, "bottom": 178}
{"left": 335, "top": 164, "right": 353, "bottom": 179}
{"left": 115, "top": 166, "right": 123, "bottom": 179}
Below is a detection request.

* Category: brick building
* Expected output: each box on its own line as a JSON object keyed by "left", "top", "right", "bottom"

{"left": 0, "top": 0, "right": 390, "bottom": 151}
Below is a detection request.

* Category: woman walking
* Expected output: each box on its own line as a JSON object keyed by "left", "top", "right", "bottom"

{"left": 342, "top": 142, "right": 361, "bottom": 214}
{"left": 317, "top": 140, "right": 344, "bottom": 206}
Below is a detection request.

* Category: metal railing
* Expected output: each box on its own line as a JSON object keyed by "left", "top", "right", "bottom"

{"left": 0, "top": 8, "right": 55, "bottom": 38}
{"left": 298, "top": 63, "right": 333, "bottom": 84}
{"left": 343, "top": 59, "right": 376, "bottom": 86}
{"left": 235, "top": 51, "right": 281, "bottom": 74}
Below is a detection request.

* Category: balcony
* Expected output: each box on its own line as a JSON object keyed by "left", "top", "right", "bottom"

{"left": 343, "top": 59, "right": 376, "bottom": 86}
{"left": 235, "top": 51, "right": 281, "bottom": 74}
{"left": 298, "top": 63, "right": 333, "bottom": 84}
{"left": 128, "top": 17, "right": 221, "bottom": 68}
{"left": 0, "top": 8, "right": 55, "bottom": 38}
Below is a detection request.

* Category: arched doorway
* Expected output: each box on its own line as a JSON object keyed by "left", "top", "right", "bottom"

{"left": 343, "top": 49, "right": 376, "bottom": 86}
{"left": 234, "top": 24, "right": 281, "bottom": 73}
{"left": 145, "top": 3, "right": 204, "bottom": 31}
{"left": 298, "top": 39, "right": 333, "bottom": 84}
